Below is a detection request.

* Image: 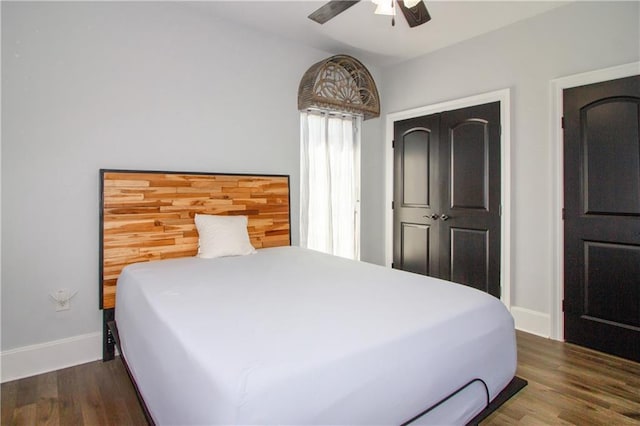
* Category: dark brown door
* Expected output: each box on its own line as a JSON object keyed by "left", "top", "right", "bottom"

{"left": 393, "top": 113, "right": 440, "bottom": 276}
{"left": 563, "top": 75, "right": 640, "bottom": 362}
{"left": 393, "top": 102, "right": 501, "bottom": 298}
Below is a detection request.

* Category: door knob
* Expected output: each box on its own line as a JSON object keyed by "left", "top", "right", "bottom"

{"left": 424, "top": 214, "right": 439, "bottom": 220}
{"left": 440, "top": 214, "right": 450, "bottom": 221}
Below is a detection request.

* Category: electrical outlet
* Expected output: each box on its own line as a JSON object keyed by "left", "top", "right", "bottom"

{"left": 55, "top": 289, "right": 70, "bottom": 311}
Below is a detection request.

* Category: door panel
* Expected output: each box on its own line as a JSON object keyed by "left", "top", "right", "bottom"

{"left": 584, "top": 242, "right": 640, "bottom": 328}
{"left": 450, "top": 120, "right": 489, "bottom": 210}
{"left": 563, "top": 74, "right": 640, "bottom": 362}
{"left": 402, "top": 129, "right": 432, "bottom": 207}
{"left": 393, "top": 102, "right": 501, "bottom": 298}
{"left": 450, "top": 227, "right": 489, "bottom": 292}
{"left": 583, "top": 99, "right": 640, "bottom": 215}
{"left": 401, "top": 223, "right": 430, "bottom": 275}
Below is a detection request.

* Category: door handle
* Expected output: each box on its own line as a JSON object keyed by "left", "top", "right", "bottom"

{"left": 440, "top": 214, "right": 450, "bottom": 221}
{"left": 424, "top": 214, "right": 440, "bottom": 220}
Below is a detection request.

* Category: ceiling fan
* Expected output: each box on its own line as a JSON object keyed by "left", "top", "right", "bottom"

{"left": 308, "top": 0, "right": 431, "bottom": 28}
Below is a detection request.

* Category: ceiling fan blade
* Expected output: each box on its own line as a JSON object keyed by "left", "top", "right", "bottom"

{"left": 397, "top": 0, "right": 431, "bottom": 28}
{"left": 308, "top": 0, "right": 360, "bottom": 24}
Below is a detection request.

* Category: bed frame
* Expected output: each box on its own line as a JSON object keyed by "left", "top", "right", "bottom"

{"left": 99, "top": 169, "right": 291, "bottom": 360}
{"left": 98, "top": 168, "right": 525, "bottom": 425}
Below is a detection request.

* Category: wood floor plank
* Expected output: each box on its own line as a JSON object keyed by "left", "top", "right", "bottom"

{"left": 35, "top": 371, "right": 59, "bottom": 425}
{"left": 1, "top": 331, "right": 639, "bottom": 425}
{"left": 96, "top": 355, "right": 143, "bottom": 426}
{"left": 12, "top": 403, "right": 37, "bottom": 425}
{"left": 76, "top": 363, "right": 110, "bottom": 426}
{"left": 56, "top": 364, "right": 84, "bottom": 425}
{"left": 15, "top": 375, "right": 38, "bottom": 408}
{"left": 1, "top": 379, "right": 18, "bottom": 426}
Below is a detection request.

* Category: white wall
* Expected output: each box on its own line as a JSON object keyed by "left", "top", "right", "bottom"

{"left": 1, "top": 1, "right": 341, "bottom": 370}
{"left": 360, "top": 100, "right": 385, "bottom": 265}
{"left": 376, "top": 1, "right": 639, "bottom": 334}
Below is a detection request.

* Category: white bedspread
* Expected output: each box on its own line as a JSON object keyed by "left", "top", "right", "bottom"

{"left": 115, "top": 246, "right": 516, "bottom": 425}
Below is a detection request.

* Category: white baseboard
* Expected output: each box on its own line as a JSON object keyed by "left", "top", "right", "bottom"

{"left": 511, "top": 306, "right": 551, "bottom": 338}
{"left": 1, "top": 332, "right": 103, "bottom": 383}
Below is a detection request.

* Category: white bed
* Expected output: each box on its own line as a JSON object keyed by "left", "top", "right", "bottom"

{"left": 115, "top": 245, "right": 517, "bottom": 425}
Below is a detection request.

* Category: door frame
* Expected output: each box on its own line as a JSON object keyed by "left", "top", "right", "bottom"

{"left": 549, "top": 61, "right": 640, "bottom": 341}
{"left": 384, "top": 88, "right": 512, "bottom": 308}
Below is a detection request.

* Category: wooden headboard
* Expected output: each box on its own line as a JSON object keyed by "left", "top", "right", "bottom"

{"left": 99, "top": 169, "right": 291, "bottom": 310}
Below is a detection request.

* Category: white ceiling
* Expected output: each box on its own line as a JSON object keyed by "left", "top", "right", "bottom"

{"left": 190, "top": 1, "right": 569, "bottom": 67}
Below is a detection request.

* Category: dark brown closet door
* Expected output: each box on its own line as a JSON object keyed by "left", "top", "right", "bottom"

{"left": 439, "top": 103, "right": 501, "bottom": 297}
{"left": 563, "top": 75, "right": 640, "bottom": 362}
{"left": 393, "top": 102, "right": 501, "bottom": 298}
{"left": 393, "top": 113, "right": 441, "bottom": 276}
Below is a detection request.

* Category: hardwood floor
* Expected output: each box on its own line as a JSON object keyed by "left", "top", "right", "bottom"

{"left": 1, "top": 331, "right": 639, "bottom": 425}
{"left": 1, "top": 355, "right": 147, "bottom": 425}
{"left": 483, "top": 331, "right": 640, "bottom": 425}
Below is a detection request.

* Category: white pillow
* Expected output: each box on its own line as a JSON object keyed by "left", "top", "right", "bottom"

{"left": 194, "top": 214, "right": 256, "bottom": 259}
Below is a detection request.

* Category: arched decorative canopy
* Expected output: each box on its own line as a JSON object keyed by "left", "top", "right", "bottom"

{"left": 298, "top": 54, "right": 380, "bottom": 120}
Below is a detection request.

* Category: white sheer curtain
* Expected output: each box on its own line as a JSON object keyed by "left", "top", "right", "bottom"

{"left": 300, "top": 111, "right": 361, "bottom": 260}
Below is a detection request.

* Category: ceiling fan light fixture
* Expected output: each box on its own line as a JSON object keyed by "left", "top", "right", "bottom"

{"left": 374, "top": 0, "right": 396, "bottom": 16}
{"left": 309, "top": 0, "right": 430, "bottom": 28}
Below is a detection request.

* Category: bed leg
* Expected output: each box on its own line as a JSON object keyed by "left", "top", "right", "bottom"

{"left": 103, "top": 308, "right": 115, "bottom": 361}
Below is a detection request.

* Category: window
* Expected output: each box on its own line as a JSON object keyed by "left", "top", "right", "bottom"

{"left": 300, "top": 111, "right": 361, "bottom": 260}
{"left": 297, "top": 54, "right": 379, "bottom": 260}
